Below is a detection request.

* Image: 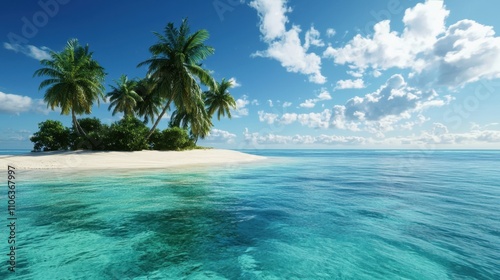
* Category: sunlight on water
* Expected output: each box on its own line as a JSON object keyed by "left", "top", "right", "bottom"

{"left": 0, "top": 150, "right": 499, "bottom": 279}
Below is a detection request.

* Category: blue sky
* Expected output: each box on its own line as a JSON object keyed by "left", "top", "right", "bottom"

{"left": 1, "top": 0, "right": 500, "bottom": 149}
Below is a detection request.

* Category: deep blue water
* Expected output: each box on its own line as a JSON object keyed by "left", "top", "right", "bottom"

{"left": 0, "top": 150, "right": 499, "bottom": 279}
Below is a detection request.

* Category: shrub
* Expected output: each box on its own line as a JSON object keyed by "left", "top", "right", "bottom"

{"left": 104, "top": 116, "right": 149, "bottom": 151}
{"left": 30, "top": 120, "right": 70, "bottom": 152}
{"left": 153, "top": 127, "right": 195, "bottom": 151}
{"left": 70, "top": 117, "right": 109, "bottom": 150}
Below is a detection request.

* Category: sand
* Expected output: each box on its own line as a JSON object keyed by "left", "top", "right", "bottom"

{"left": 0, "top": 149, "right": 265, "bottom": 170}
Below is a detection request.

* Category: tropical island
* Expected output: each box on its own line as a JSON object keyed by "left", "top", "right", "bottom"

{"left": 30, "top": 19, "right": 237, "bottom": 153}
{"left": 0, "top": 19, "right": 265, "bottom": 170}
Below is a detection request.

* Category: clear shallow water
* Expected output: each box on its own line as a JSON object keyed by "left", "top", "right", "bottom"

{"left": 1, "top": 150, "right": 499, "bottom": 279}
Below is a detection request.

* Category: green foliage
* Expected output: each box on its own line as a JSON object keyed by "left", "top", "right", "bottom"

{"left": 138, "top": 18, "right": 216, "bottom": 140}
{"left": 70, "top": 117, "right": 109, "bottom": 150}
{"left": 33, "top": 38, "right": 106, "bottom": 140}
{"left": 30, "top": 120, "right": 70, "bottom": 152}
{"left": 107, "top": 75, "right": 142, "bottom": 117}
{"left": 104, "top": 116, "right": 149, "bottom": 151}
{"left": 153, "top": 127, "right": 195, "bottom": 151}
{"left": 204, "top": 78, "right": 237, "bottom": 120}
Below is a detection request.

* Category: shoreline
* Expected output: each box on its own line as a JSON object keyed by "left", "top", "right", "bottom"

{"left": 0, "top": 149, "right": 266, "bottom": 170}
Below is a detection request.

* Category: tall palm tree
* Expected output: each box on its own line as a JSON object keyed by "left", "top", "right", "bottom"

{"left": 34, "top": 39, "right": 106, "bottom": 138}
{"left": 106, "top": 75, "right": 142, "bottom": 117}
{"left": 135, "top": 75, "right": 163, "bottom": 124}
{"left": 138, "top": 18, "right": 217, "bottom": 140}
{"left": 204, "top": 78, "right": 237, "bottom": 120}
{"left": 170, "top": 98, "right": 212, "bottom": 143}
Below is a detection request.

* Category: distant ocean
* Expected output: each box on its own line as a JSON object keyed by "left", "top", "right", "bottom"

{"left": 0, "top": 149, "right": 31, "bottom": 155}
{"left": 1, "top": 150, "right": 499, "bottom": 279}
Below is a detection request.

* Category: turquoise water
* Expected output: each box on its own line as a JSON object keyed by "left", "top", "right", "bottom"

{"left": 1, "top": 150, "right": 499, "bottom": 279}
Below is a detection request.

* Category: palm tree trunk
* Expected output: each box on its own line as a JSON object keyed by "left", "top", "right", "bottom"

{"left": 72, "top": 109, "right": 97, "bottom": 149}
{"left": 145, "top": 100, "right": 171, "bottom": 141}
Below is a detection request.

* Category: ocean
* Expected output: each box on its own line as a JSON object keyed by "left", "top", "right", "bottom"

{"left": 0, "top": 150, "right": 499, "bottom": 279}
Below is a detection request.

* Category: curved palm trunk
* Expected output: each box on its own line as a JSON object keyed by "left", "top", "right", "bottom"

{"left": 145, "top": 100, "right": 171, "bottom": 141}
{"left": 72, "top": 109, "right": 99, "bottom": 150}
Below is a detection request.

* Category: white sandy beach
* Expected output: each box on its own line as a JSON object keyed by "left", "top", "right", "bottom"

{"left": 0, "top": 149, "right": 265, "bottom": 170}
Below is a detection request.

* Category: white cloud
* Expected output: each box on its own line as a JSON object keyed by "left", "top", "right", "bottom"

{"left": 331, "top": 74, "right": 449, "bottom": 135}
{"left": 233, "top": 95, "right": 250, "bottom": 117}
{"left": 250, "top": 0, "right": 326, "bottom": 84}
{"left": 0, "top": 91, "right": 52, "bottom": 115}
{"left": 419, "top": 19, "right": 500, "bottom": 87}
{"left": 304, "top": 26, "right": 325, "bottom": 49}
{"left": 243, "top": 129, "right": 369, "bottom": 146}
{"left": 297, "top": 109, "right": 331, "bottom": 128}
{"left": 280, "top": 113, "right": 297, "bottom": 124}
{"left": 0, "top": 91, "right": 33, "bottom": 114}
{"left": 324, "top": 1, "right": 449, "bottom": 71}
{"left": 323, "top": 0, "right": 500, "bottom": 88}
{"left": 299, "top": 88, "right": 331, "bottom": 108}
{"left": 326, "top": 28, "right": 336, "bottom": 38}
{"left": 335, "top": 78, "right": 366, "bottom": 90}
{"left": 248, "top": 0, "right": 290, "bottom": 42}
{"left": 243, "top": 125, "right": 500, "bottom": 147}
{"left": 258, "top": 110, "right": 279, "bottom": 124}
{"left": 317, "top": 89, "right": 332, "bottom": 100}
{"left": 206, "top": 129, "right": 237, "bottom": 144}
{"left": 251, "top": 99, "right": 259, "bottom": 106}
{"left": 299, "top": 99, "right": 316, "bottom": 108}
{"left": 4, "top": 43, "right": 51, "bottom": 60}
{"left": 267, "top": 100, "right": 274, "bottom": 107}
{"left": 282, "top": 101, "right": 292, "bottom": 108}
{"left": 228, "top": 77, "right": 241, "bottom": 88}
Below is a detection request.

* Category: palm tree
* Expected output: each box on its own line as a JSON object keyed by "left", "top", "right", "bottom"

{"left": 204, "top": 78, "right": 237, "bottom": 120}
{"left": 34, "top": 38, "right": 106, "bottom": 138}
{"left": 138, "top": 18, "right": 217, "bottom": 140}
{"left": 106, "top": 75, "right": 142, "bottom": 117}
{"left": 135, "top": 75, "right": 163, "bottom": 124}
{"left": 170, "top": 98, "right": 212, "bottom": 143}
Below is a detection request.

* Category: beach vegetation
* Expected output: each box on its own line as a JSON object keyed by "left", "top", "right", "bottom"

{"left": 30, "top": 120, "right": 70, "bottom": 152}
{"left": 103, "top": 116, "right": 149, "bottom": 151}
{"left": 106, "top": 75, "right": 142, "bottom": 118}
{"left": 69, "top": 117, "right": 109, "bottom": 150}
{"left": 32, "top": 20, "right": 236, "bottom": 152}
{"left": 34, "top": 39, "right": 106, "bottom": 143}
{"left": 153, "top": 127, "right": 196, "bottom": 151}
{"left": 138, "top": 18, "right": 216, "bottom": 141}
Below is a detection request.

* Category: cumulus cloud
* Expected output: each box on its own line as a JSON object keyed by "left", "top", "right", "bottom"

{"left": 4, "top": 43, "right": 51, "bottom": 60}
{"left": 299, "top": 88, "right": 331, "bottom": 108}
{"left": 0, "top": 91, "right": 33, "bottom": 114}
{"left": 243, "top": 129, "right": 369, "bottom": 146}
{"left": 323, "top": 0, "right": 500, "bottom": 88}
{"left": 258, "top": 110, "right": 279, "bottom": 124}
{"left": 282, "top": 101, "right": 292, "bottom": 108}
{"left": 304, "top": 26, "right": 325, "bottom": 49}
{"left": 267, "top": 100, "right": 274, "bottom": 107}
{"left": 330, "top": 74, "right": 449, "bottom": 135}
{"left": 411, "top": 123, "right": 500, "bottom": 145}
{"left": 335, "top": 78, "right": 366, "bottom": 90}
{"left": 257, "top": 108, "right": 331, "bottom": 129}
{"left": 326, "top": 28, "right": 336, "bottom": 38}
{"left": 299, "top": 99, "right": 316, "bottom": 108}
{"left": 232, "top": 95, "right": 250, "bottom": 117}
{"left": 0, "top": 91, "right": 52, "bottom": 115}
{"left": 205, "top": 129, "right": 237, "bottom": 144}
{"left": 243, "top": 125, "right": 500, "bottom": 147}
{"left": 228, "top": 77, "right": 241, "bottom": 88}
{"left": 250, "top": 0, "right": 326, "bottom": 84}
{"left": 248, "top": 0, "right": 290, "bottom": 41}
